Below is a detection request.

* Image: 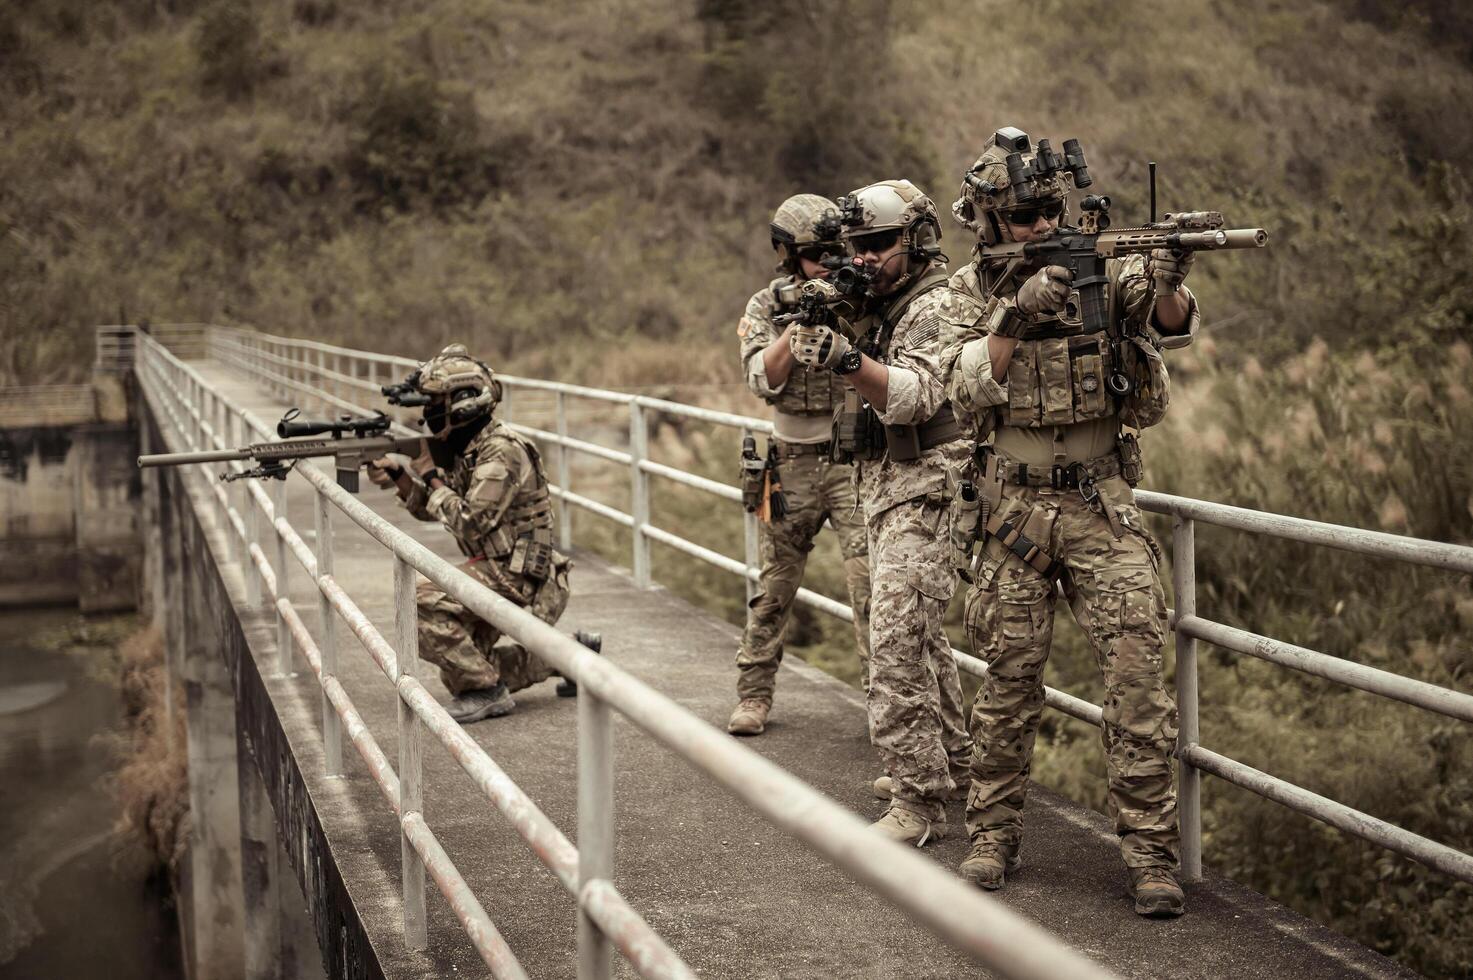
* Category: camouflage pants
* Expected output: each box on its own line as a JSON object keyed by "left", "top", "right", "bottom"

{"left": 964, "top": 476, "right": 1179, "bottom": 869}
{"left": 867, "top": 495, "right": 970, "bottom": 821}
{"left": 416, "top": 558, "right": 570, "bottom": 697}
{"left": 735, "top": 450, "right": 871, "bottom": 702}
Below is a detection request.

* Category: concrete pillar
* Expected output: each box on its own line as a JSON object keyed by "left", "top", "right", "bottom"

{"left": 178, "top": 476, "right": 247, "bottom": 979}
{"left": 72, "top": 422, "right": 142, "bottom": 611}
{"left": 238, "top": 733, "right": 283, "bottom": 980}
{"left": 140, "top": 423, "right": 166, "bottom": 632}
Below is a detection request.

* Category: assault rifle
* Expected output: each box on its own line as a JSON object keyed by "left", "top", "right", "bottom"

{"left": 979, "top": 196, "right": 1268, "bottom": 340}
{"left": 137, "top": 409, "right": 427, "bottom": 493}
{"left": 772, "top": 261, "right": 872, "bottom": 330}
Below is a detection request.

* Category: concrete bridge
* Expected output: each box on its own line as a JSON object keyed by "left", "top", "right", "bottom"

{"left": 121, "top": 326, "right": 1473, "bottom": 979}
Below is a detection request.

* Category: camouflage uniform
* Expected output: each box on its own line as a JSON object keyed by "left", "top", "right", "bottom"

{"left": 940, "top": 234, "right": 1201, "bottom": 869}
{"left": 401, "top": 419, "right": 572, "bottom": 696}
{"left": 852, "top": 263, "right": 972, "bottom": 824}
{"left": 736, "top": 276, "right": 872, "bottom": 701}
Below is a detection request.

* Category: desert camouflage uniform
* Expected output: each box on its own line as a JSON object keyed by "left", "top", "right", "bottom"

{"left": 401, "top": 419, "right": 571, "bottom": 696}
{"left": 939, "top": 254, "right": 1200, "bottom": 869}
{"left": 854, "top": 263, "right": 971, "bottom": 822}
{"left": 736, "top": 276, "right": 872, "bottom": 701}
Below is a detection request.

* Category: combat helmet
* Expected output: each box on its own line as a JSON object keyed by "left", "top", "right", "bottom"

{"left": 770, "top": 194, "right": 846, "bottom": 275}
{"left": 837, "top": 179, "right": 944, "bottom": 290}
{"left": 953, "top": 127, "right": 1093, "bottom": 244}
{"left": 417, "top": 343, "right": 502, "bottom": 434}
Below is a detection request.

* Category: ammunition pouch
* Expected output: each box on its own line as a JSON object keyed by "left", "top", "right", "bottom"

{"left": 508, "top": 528, "right": 554, "bottom": 583}
{"left": 831, "top": 389, "right": 886, "bottom": 464}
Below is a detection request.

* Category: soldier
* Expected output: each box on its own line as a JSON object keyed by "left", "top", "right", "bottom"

{"left": 728, "top": 195, "right": 873, "bottom": 737}
{"left": 938, "top": 128, "right": 1198, "bottom": 916}
{"left": 789, "top": 180, "right": 971, "bottom": 845}
{"left": 366, "top": 344, "right": 595, "bottom": 724}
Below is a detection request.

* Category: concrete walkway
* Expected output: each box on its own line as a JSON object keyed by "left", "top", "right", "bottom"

{"left": 194, "top": 360, "right": 1414, "bottom": 980}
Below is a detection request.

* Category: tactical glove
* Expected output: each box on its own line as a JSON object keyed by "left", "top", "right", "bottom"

{"left": 1017, "top": 265, "right": 1073, "bottom": 316}
{"left": 790, "top": 323, "right": 851, "bottom": 370}
{"left": 366, "top": 457, "right": 401, "bottom": 490}
{"left": 1149, "top": 248, "right": 1194, "bottom": 293}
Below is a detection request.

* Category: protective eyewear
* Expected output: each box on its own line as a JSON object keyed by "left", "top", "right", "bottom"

{"left": 849, "top": 228, "right": 902, "bottom": 255}
{"left": 1001, "top": 199, "right": 1065, "bottom": 225}
{"left": 796, "top": 244, "right": 845, "bottom": 263}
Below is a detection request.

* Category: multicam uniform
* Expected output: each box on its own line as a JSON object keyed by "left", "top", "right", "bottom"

{"left": 736, "top": 277, "right": 872, "bottom": 700}
{"left": 401, "top": 419, "right": 572, "bottom": 696}
{"left": 939, "top": 253, "right": 1200, "bottom": 871}
{"left": 852, "top": 264, "right": 972, "bottom": 824}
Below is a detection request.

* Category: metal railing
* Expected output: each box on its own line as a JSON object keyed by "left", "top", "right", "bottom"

{"left": 197, "top": 324, "right": 1473, "bottom": 892}
{"left": 131, "top": 326, "right": 1121, "bottom": 980}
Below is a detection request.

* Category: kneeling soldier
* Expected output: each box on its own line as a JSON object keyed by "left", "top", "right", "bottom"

{"left": 368, "top": 344, "right": 592, "bottom": 723}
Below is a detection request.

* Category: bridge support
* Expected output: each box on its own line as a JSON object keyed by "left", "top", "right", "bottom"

{"left": 177, "top": 471, "right": 249, "bottom": 979}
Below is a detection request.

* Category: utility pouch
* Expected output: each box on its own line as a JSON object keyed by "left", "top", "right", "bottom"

{"left": 1118, "top": 432, "right": 1143, "bottom": 486}
{"left": 884, "top": 423, "right": 922, "bottom": 463}
{"left": 834, "top": 389, "right": 885, "bottom": 462}
{"left": 508, "top": 528, "right": 553, "bottom": 582}
{"left": 947, "top": 464, "right": 984, "bottom": 583}
{"left": 739, "top": 433, "right": 765, "bottom": 512}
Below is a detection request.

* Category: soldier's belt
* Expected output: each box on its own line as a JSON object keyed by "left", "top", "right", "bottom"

{"left": 916, "top": 404, "right": 962, "bottom": 451}
{"left": 990, "top": 448, "right": 1122, "bottom": 490}
{"left": 774, "top": 439, "right": 833, "bottom": 458}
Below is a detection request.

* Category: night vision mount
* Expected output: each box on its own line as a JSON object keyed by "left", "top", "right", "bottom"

{"left": 964, "top": 127, "right": 1094, "bottom": 204}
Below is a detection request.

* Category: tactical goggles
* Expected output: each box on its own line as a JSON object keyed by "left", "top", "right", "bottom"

{"left": 848, "top": 228, "right": 902, "bottom": 255}
{"left": 1001, "top": 199, "right": 1065, "bottom": 226}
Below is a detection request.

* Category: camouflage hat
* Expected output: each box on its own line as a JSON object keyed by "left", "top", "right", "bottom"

{"left": 953, "top": 127, "right": 1088, "bottom": 243}
{"left": 770, "top": 194, "right": 845, "bottom": 274}
{"left": 418, "top": 343, "right": 501, "bottom": 428}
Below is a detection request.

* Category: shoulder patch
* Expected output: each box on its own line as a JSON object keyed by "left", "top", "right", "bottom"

{"left": 737, "top": 316, "right": 752, "bottom": 338}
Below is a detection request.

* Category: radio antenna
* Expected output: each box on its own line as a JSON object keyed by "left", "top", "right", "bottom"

{"left": 1148, "top": 161, "right": 1158, "bottom": 223}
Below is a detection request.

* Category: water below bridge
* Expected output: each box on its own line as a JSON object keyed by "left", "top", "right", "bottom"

{"left": 158, "top": 358, "right": 1420, "bottom": 979}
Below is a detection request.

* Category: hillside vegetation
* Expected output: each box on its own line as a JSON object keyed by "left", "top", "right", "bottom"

{"left": 3, "top": 0, "right": 1471, "bottom": 974}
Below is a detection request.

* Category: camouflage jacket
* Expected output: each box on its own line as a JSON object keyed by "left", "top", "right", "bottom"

{"left": 402, "top": 419, "right": 559, "bottom": 573}
{"left": 739, "top": 276, "right": 846, "bottom": 418}
{"left": 854, "top": 263, "right": 968, "bottom": 519}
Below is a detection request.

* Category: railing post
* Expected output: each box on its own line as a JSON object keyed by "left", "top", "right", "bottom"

{"left": 314, "top": 348, "right": 325, "bottom": 410}
{"left": 213, "top": 392, "right": 236, "bottom": 565}
{"left": 741, "top": 427, "right": 759, "bottom": 603}
{"left": 556, "top": 391, "right": 573, "bottom": 551}
{"left": 577, "top": 690, "right": 614, "bottom": 980}
{"left": 242, "top": 416, "right": 262, "bottom": 609}
{"left": 629, "top": 400, "right": 650, "bottom": 588}
{"left": 315, "top": 490, "right": 342, "bottom": 777}
{"left": 272, "top": 478, "right": 292, "bottom": 675}
{"left": 393, "top": 556, "right": 427, "bottom": 950}
{"left": 1173, "top": 513, "right": 1202, "bottom": 882}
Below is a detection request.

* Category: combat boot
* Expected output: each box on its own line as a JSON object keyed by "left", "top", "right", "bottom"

{"left": 727, "top": 698, "right": 770, "bottom": 736}
{"left": 446, "top": 683, "right": 516, "bottom": 724}
{"left": 1128, "top": 866, "right": 1186, "bottom": 918}
{"left": 557, "top": 630, "right": 602, "bottom": 698}
{"left": 872, "top": 775, "right": 967, "bottom": 802}
{"left": 870, "top": 804, "right": 940, "bottom": 847}
{"left": 958, "top": 841, "right": 1022, "bottom": 891}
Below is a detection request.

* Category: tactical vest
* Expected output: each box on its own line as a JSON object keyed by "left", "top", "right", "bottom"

{"left": 465, "top": 426, "right": 556, "bottom": 562}
{"left": 768, "top": 276, "right": 846, "bottom": 417}
{"left": 981, "top": 263, "right": 1169, "bottom": 431}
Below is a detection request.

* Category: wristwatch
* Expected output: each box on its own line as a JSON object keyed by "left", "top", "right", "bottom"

{"left": 985, "top": 297, "right": 1031, "bottom": 339}
{"left": 832, "top": 347, "right": 864, "bottom": 376}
